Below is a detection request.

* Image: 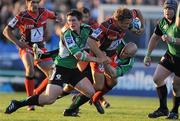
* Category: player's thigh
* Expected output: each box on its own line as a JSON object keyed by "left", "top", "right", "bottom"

{"left": 153, "top": 64, "right": 171, "bottom": 83}
{"left": 75, "top": 77, "right": 95, "bottom": 97}
{"left": 45, "top": 84, "right": 63, "bottom": 98}
{"left": 92, "top": 71, "right": 105, "bottom": 90}
{"left": 21, "top": 52, "right": 34, "bottom": 74}
{"left": 37, "top": 60, "right": 54, "bottom": 77}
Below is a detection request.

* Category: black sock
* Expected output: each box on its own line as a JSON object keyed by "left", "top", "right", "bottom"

{"left": 171, "top": 96, "right": 180, "bottom": 113}
{"left": 69, "top": 93, "right": 90, "bottom": 110}
{"left": 61, "top": 91, "right": 70, "bottom": 97}
{"left": 157, "top": 85, "right": 168, "bottom": 109}
{"left": 19, "top": 95, "right": 40, "bottom": 107}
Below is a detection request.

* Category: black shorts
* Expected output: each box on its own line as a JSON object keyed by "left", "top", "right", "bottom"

{"left": 159, "top": 51, "right": 180, "bottom": 77}
{"left": 82, "top": 64, "right": 93, "bottom": 84}
{"left": 49, "top": 65, "right": 85, "bottom": 87}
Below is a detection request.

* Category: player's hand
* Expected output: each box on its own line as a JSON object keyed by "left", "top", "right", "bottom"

{"left": 16, "top": 41, "right": 29, "bottom": 49}
{"left": 161, "top": 34, "right": 174, "bottom": 43}
{"left": 32, "top": 44, "right": 43, "bottom": 61}
{"left": 55, "top": 13, "right": 65, "bottom": 27}
{"left": 143, "top": 55, "right": 151, "bottom": 67}
{"left": 134, "top": 28, "right": 144, "bottom": 35}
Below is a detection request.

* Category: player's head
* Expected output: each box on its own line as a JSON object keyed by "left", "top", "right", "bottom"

{"left": 163, "top": 0, "right": 178, "bottom": 20}
{"left": 113, "top": 7, "right": 133, "bottom": 31}
{"left": 66, "top": 9, "right": 82, "bottom": 31}
{"left": 26, "top": 0, "right": 40, "bottom": 12}
{"left": 119, "top": 42, "right": 137, "bottom": 58}
{"left": 78, "top": 7, "right": 90, "bottom": 24}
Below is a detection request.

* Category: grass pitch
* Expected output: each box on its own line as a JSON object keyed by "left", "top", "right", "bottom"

{"left": 0, "top": 93, "right": 173, "bottom": 121}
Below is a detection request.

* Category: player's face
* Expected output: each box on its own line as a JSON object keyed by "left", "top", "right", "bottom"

{"left": 163, "top": 7, "right": 175, "bottom": 20}
{"left": 117, "top": 19, "right": 132, "bottom": 31}
{"left": 82, "top": 13, "right": 90, "bottom": 24}
{"left": 119, "top": 45, "right": 133, "bottom": 58}
{"left": 67, "top": 15, "right": 81, "bottom": 32}
{"left": 26, "top": 0, "right": 40, "bottom": 12}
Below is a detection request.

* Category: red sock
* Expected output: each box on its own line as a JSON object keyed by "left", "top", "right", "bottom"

{"left": 24, "top": 78, "right": 35, "bottom": 97}
{"left": 34, "top": 78, "right": 48, "bottom": 95}
{"left": 92, "top": 82, "right": 113, "bottom": 103}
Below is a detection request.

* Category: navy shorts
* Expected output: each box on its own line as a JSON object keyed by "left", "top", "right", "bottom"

{"left": 49, "top": 65, "right": 85, "bottom": 87}
{"left": 159, "top": 51, "right": 180, "bottom": 77}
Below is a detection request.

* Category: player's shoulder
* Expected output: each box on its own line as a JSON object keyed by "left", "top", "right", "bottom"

{"left": 16, "top": 10, "right": 28, "bottom": 18}
{"left": 81, "top": 23, "right": 91, "bottom": 28}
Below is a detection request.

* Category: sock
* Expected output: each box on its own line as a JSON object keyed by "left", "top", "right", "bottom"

{"left": 69, "top": 93, "right": 90, "bottom": 110}
{"left": 157, "top": 85, "right": 168, "bottom": 109}
{"left": 18, "top": 95, "right": 40, "bottom": 107}
{"left": 92, "top": 82, "right": 113, "bottom": 103}
{"left": 24, "top": 76, "right": 35, "bottom": 97}
{"left": 57, "top": 91, "right": 71, "bottom": 99}
{"left": 171, "top": 96, "right": 180, "bottom": 113}
{"left": 34, "top": 78, "right": 48, "bottom": 95}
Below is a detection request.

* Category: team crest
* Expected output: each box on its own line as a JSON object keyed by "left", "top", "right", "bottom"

{"left": 65, "top": 37, "right": 75, "bottom": 47}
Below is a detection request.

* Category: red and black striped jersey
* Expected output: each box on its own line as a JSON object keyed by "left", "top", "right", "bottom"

{"left": 90, "top": 17, "right": 126, "bottom": 57}
{"left": 8, "top": 8, "right": 56, "bottom": 48}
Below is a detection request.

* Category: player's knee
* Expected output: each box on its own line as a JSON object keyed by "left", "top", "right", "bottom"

{"left": 172, "top": 82, "right": 180, "bottom": 96}
{"left": 46, "top": 97, "right": 56, "bottom": 104}
{"left": 26, "top": 68, "right": 35, "bottom": 77}
{"left": 94, "top": 84, "right": 104, "bottom": 91}
{"left": 153, "top": 76, "right": 164, "bottom": 86}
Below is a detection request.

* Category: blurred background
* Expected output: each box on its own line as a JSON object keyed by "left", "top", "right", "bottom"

{"left": 0, "top": 0, "right": 178, "bottom": 97}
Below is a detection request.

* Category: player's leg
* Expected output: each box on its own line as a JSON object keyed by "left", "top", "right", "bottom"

{"left": 148, "top": 64, "right": 171, "bottom": 118}
{"left": 74, "top": 77, "right": 104, "bottom": 114}
{"left": 20, "top": 49, "right": 35, "bottom": 110}
{"left": 34, "top": 60, "right": 54, "bottom": 95}
{"left": 5, "top": 65, "right": 64, "bottom": 114}
{"left": 63, "top": 68, "right": 104, "bottom": 116}
{"left": 167, "top": 73, "right": 180, "bottom": 119}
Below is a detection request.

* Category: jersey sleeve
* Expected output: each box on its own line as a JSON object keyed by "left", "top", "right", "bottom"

{"left": 90, "top": 24, "right": 106, "bottom": 41}
{"left": 154, "top": 21, "right": 163, "bottom": 36}
{"left": 8, "top": 14, "right": 21, "bottom": 29}
{"left": 63, "top": 31, "right": 87, "bottom": 61}
{"left": 116, "top": 58, "right": 134, "bottom": 76}
{"left": 45, "top": 9, "right": 56, "bottom": 19}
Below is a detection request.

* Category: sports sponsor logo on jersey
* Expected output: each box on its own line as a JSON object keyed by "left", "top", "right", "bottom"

{"left": 107, "top": 39, "right": 121, "bottom": 50}
{"left": 25, "top": 25, "right": 35, "bottom": 29}
{"left": 31, "top": 27, "right": 44, "bottom": 42}
{"left": 91, "top": 28, "right": 102, "bottom": 38}
{"left": 8, "top": 17, "right": 18, "bottom": 28}
{"left": 65, "top": 37, "right": 75, "bottom": 47}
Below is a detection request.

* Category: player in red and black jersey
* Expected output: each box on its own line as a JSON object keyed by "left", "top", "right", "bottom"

{"left": 89, "top": 8, "right": 144, "bottom": 97}
{"left": 3, "top": 0, "right": 63, "bottom": 111}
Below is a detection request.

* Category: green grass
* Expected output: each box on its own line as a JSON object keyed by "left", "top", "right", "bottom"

{"left": 0, "top": 93, "right": 174, "bottom": 121}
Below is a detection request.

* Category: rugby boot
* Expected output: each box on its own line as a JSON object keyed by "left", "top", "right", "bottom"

{"left": 32, "top": 43, "right": 43, "bottom": 60}
{"left": 5, "top": 100, "right": 21, "bottom": 114}
{"left": 63, "top": 108, "right": 79, "bottom": 117}
{"left": 148, "top": 108, "right": 169, "bottom": 118}
{"left": 101, "top": 100, "right": 110, "bottom": 108}
{"left": 93, "top": 100, "right": 105, "bottom": 114}
{"left": 166, "top": 112, "right": 179, "bottom": 120}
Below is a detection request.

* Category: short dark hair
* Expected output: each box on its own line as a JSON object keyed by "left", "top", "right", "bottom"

{"left": 66, "top": 9, "right": 82, "bottom": 20}
{"left": 78, "top": 7, "right": 90, "bottom": 14}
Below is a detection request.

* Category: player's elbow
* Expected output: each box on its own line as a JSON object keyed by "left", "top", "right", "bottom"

{"left": 74, "top": 52, "right": 84, "bottom": 61}
{"left": 3, "top": 26, "right": 10, "bottom": 37}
